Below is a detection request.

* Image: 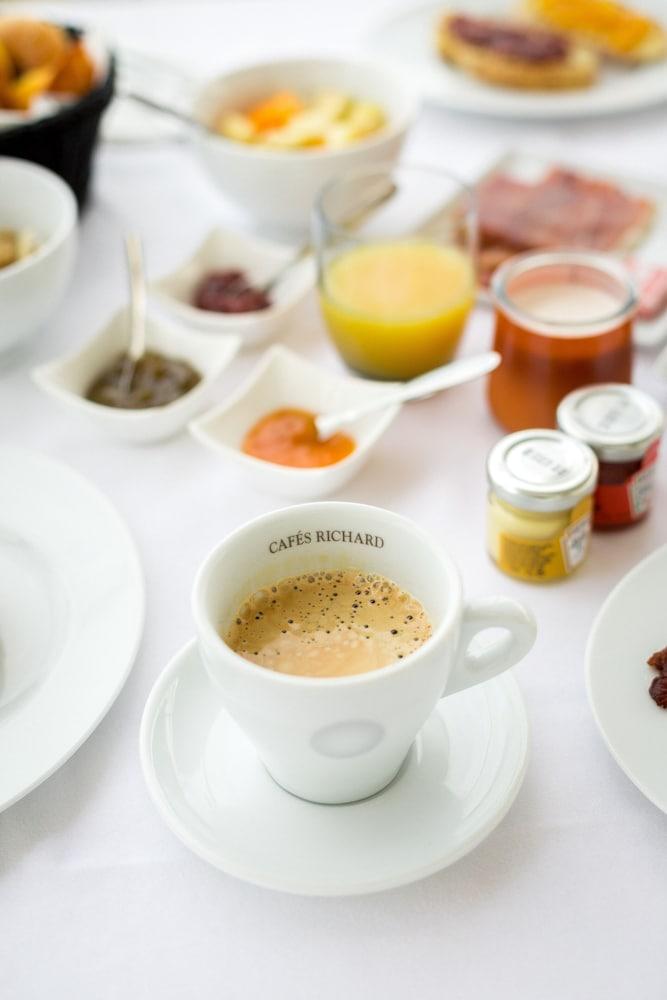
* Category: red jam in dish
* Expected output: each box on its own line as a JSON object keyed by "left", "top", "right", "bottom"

{"left": 193, "top": 270, "right": 271, "bottom": 314}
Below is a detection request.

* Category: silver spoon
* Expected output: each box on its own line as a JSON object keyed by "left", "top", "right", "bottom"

{"left": 123, "top": 92, "right": 208, "bottom": 133}
{"left": 260, "top": 241, "right": 313, "bottom": 298}
{"left": 315, "top": 352, "right": 501, "bottom": 440}
{"left": 120, "top": 234, "right": 147, "bottom": 393}
{"left": 259, "top": 180, "right": 398, "bottom": 298}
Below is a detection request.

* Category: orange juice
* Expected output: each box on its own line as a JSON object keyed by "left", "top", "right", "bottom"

{"left": 319, "top": 241, "right": 475, "bottom": 380}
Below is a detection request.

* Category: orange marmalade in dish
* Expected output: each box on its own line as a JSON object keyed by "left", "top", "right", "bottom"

{"left": 242, "top": 408, "right": 355, "bottom": 468}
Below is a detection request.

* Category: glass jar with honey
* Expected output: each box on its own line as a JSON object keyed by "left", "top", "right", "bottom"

{"left": 488, "top": 251, "right": 637, "bottom": 432}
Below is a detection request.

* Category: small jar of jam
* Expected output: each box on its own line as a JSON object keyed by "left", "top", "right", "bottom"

{"left": 557, "top": 384, "right": 664, "bottom": 529}
{"left": 486, "top": 429, "right": 598, "bottom": 583}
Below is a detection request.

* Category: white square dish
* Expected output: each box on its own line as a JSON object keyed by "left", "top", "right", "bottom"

{"left": 150, "top": 227, "right": 314, "bottom": 347}
{"left": 189, "top": 344, "right": 401, "bottom": 499}
{"left": 32, "top": 309, "right": 241, "bottom": 444}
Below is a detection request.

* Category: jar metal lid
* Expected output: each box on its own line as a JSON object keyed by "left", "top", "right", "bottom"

{"left": 487, "top": 429, "right": 598, "bottom": 513}
{"left": 557, "top": 384, "right": 664, "bottom": 462}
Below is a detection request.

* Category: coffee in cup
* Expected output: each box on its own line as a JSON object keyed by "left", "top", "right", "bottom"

{"left": 225, "top": 568, "right": 432, "bottom": 678}
{"left": 194, "top": 502, "right": 537, "bottom": 804}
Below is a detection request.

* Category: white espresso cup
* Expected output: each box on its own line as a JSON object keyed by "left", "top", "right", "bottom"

{"left": 193, "top": 502, "right": 536, "bottom": 804}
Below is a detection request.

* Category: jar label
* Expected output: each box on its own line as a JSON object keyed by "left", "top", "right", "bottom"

{"left": 595, "top": 439, "right": 660, "bottom": 527}
{"left": 497, "top": 497, "right": 593, "bottom": 582}
{"left": 560, "top": 511, "right": 592, "bottom": 572}
{"left": 629, "top": 462, "right": 656, "bottom": 517}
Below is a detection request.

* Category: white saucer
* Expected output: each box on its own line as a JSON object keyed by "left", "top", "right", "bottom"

{"left": 141, "top": 640, "right": 529, "bottom": 895}
{"left": 586, "top": 544, "right": 667, "bottom": 813}
{"left": 0, "top": 447, "right": 144, "bottom": 811}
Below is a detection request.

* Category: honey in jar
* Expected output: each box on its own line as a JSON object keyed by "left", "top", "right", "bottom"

{"left": 489, "top": 251, "right": 637, "bottom": 432}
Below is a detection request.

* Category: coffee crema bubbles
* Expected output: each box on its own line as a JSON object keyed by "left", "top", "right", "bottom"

{"left": 224, "top": 568, "right": 432, "bottom": 678}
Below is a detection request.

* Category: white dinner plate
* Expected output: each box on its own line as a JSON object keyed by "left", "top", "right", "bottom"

{"left": 0, "top": 447, "right": 144, "bottom": 811}
{"left": 586, "top": 544, "right": 667, "bottom": 813}
{"left": 366, "top": 1, "right": 667, "bottom": 120}
{"left": 141, "top": 640, "right": 528, "bottom": 896}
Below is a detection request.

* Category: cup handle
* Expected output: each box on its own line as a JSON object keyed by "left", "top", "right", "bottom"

{"left": 443, "top": 597, "right": 536, "bottom": 697}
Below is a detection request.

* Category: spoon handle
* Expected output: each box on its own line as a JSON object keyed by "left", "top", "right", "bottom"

{"left": 261, "top": 241, "right": 313, "bottom": 296}
{"left": 123, "top": 91, "right": 203, "bottom": 131}
{"left": 125, "top": 234, "right": 147, "bottom": 362}
{"left": 397, "top": 352, "right": 501, "bottom": 398}
{"left": 261, "top": 181, "right": 398, "bottom": 296}
{"left": 315, "top": 352, "right": 501, "bottom": 439}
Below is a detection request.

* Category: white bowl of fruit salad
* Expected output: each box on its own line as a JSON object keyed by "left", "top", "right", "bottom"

{"left": 191, "top": 56, "right": 417, "bottom": 232}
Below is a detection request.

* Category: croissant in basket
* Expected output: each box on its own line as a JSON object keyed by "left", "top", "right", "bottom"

{"left": 0, "top": 19, "right": 95, "bottom": 111}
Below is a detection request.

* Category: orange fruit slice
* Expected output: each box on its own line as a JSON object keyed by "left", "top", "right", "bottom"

{"left": 247, "top": 90, "right": 303, "bottom": 131}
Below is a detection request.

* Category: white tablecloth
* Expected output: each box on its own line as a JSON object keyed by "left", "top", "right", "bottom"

{"left": 2, "top": 3, "right": 667, "bottom": 998}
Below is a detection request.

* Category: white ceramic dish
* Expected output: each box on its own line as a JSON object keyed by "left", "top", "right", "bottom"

{"left": 366, "top": 0, "right": 667, "bottom": 121}
{"left": 0, "top": 157, "right": 77, "bottom": 355}
{"left": 586, "top": 544, "right": 667, "bottom": 814}
{"left": 471, "top": 149, "right": 667, "bottom": 347}
{"left": 191, "top": 56, "right": 417, "bottom": 231}
{"left": 32, "top": 309, "right": 241, "bottom": 444}
{"left": 0, "top": 447, "right": 144, "bottom": 812}
{"left": 140, "top": 639, "right": 528, "bottom": 895}
{"left": 150, "top": 227, "right": 314, "bottom": 346}
{"left": 189, "top": 345, "right": 401, "bottom": 499}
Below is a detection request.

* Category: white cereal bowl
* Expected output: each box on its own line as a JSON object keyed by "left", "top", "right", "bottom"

{"left": 191, "top": 57, "right": 417, "bottom": 231}
{"left": 150, "top": 226, "right": 314, "bottom": 346}
{"left": 189, "top": 344, "right": 401, "bottom": 499}
{"left": 0, "top": 157, "right": 77, "bottom": 355}
{"left": 32, "top": 310, "right": 241, "bottom": 444}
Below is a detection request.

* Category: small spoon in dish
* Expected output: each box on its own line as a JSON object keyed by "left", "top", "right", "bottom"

{"left": 315, "top": 351, "right": 501, "bottom": 440}
{"left": 119, "top": 233, "right": 147, "bottom": 392}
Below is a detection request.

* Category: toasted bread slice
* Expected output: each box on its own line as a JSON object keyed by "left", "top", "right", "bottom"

{"left": 521, "top": 0, "right": 667, "bottom": 63}
{"left": 437, "top": 13, "right": 598, "bottom": 89}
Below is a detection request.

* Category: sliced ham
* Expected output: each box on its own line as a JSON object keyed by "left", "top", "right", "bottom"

{"left": 477, "top": 167, "right": 654, "bottom": 285}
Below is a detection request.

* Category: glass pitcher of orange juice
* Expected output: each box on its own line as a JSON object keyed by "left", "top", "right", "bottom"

{"left": 313, "top": 165, "right": 476, "bottom": 380}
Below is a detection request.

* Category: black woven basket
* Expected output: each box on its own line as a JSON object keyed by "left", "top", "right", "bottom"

{"left": 0, "top": 49, "right": 116, "bottom": 209}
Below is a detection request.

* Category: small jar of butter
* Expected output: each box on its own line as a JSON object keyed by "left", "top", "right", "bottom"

{"left": 487, "top": 429, "right": 598, "bottom": 583}
{"left": 557, "top": 384, "right": 664, "bottom": 530}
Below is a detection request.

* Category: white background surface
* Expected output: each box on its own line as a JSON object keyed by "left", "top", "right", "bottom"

{"left": 1, "top": 3, "right": 667, "bottom": 998}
